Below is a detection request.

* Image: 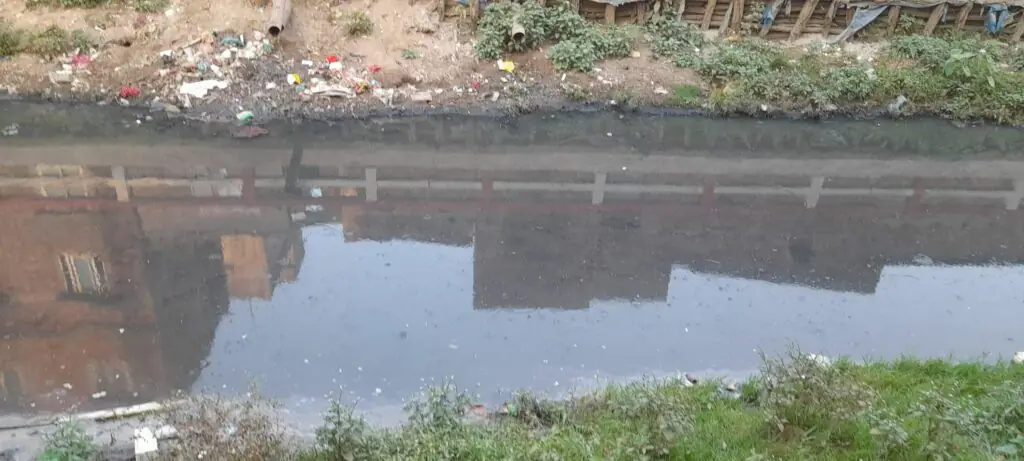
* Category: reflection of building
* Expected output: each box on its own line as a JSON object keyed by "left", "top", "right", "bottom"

{"left": 3, "top": 149, "right": 1024, "bottom": 409}
{"left": 0, "top": 163, "right": 305, "bottom": 411}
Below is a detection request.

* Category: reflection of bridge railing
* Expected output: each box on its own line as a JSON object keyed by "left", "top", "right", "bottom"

{"left": 3, "top": 155, "right": 1024, "bottom": 210}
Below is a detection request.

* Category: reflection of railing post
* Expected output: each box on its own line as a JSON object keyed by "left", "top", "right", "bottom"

{"left": 112, "top": 166, "right": 130, "bottom": 202}
{"left": 242, "top": 168, "right": 256, "bottom": 201}
{"left": 805, "top": 177, "right": 824, "bottom": 209}
{"left": 905, "top": 178, "right": 926, "bottom": 215}
{"left": 1007, "top": 180, "right": 1024, "bottom": 211}
{"left": 592, "top": 172, "right": 607, "bottom": 205}
{"left": 365, "top": 168, "right": 378, "bottom": 202}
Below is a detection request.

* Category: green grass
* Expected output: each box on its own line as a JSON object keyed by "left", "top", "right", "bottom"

{"left": 25, "top": 0, "right": 169, "bottom": 12}
{"left": 0, "top": 22, "right": 95, "bottom": 58}
{"left": 295, "top": 354, "right": 1024, "bottom": 461}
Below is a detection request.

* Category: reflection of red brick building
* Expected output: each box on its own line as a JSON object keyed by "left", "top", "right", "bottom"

{"left": 0, "top": 206, "right": 165, "bottom": 412}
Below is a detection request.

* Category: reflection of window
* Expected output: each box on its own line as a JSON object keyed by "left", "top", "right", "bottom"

{"left": 59, "top": 254, "right": 107, "bottom": 294}
{"left": 0, "top": 370, "right": 21, "bottom": 405}
{"left": 86, "top": 361, "right": 134, "bottom": 394}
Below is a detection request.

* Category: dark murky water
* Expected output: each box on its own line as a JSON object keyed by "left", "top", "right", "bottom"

{"left": 2, "top": 111, "right": 1024, "bottom": 424}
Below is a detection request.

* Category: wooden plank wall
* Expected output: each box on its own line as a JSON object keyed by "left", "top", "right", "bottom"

{"left": 441, "top": 0, "right": 1024, "bottom": 41}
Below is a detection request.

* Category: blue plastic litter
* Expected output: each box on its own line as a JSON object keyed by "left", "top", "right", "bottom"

{"left": 985, "top": 4, "right": 1009, "bottom": 34}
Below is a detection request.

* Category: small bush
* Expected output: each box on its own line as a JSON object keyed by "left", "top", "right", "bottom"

{"left": 39, "top": 420, "right": 97, "bottom": 461}
{"left": 698, "top": 39, "right": 786, "bottom": 80}
{"left": 645, "top": 15, "right": 704, "bottom": 67}
{"left": 310, "top": 401, "right": 376, "bottom": 461}
{"left": 476, "top": 3, "right": 631, "bottom": 71}
{"left": 474, "top": 1, "right": 552, "bottom": 59}
{"left": 25, "top": 0, "right": 108, "bottom": 8}
{"left": 0, "top": 22, "right": 25, "bottom": 56}
{"left": 754, "top": 351, "right": 877, "bottom": 435}
{"left": 132, "top": 0, "right": 168, "bottom": 13}
{"left": 25, "top": 25, "right": 71, "bottom": 57}
{"left": 672, "top": 84, "right": 701, "bottom": 105}
{"left": 154, "top": 388, "right": 293, "bottom": 461}
{"left": 821, "top": 66, "right": 877, "bottom": 103}
{"left": 343, "top": 11, "right": 373, "bottom": 37}
{"left": 549, "top": 26, "right": 631, "bottom": 72}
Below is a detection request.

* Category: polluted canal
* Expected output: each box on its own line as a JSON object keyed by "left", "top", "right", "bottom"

{"left": 2, "top": 105, "right": 1024, "bottom": 429}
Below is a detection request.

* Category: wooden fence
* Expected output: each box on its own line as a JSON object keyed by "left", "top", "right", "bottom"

{"left": 439, "top": 0, "right": 1024, "bottom": 41}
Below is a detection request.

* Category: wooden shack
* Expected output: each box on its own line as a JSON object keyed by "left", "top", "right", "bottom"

{"left": 442, "top": 0, "right": 1024, "bottom": 42}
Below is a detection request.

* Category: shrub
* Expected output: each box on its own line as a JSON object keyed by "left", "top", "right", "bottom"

{"left": 474, "top": 1, "right": 552, "bottom": 59}
{"left": 476, "top": 3, "right": 631, "bottom": 70}
{"left": 0, "top": 21, "right": 25, "bottom": 56}
{"left": 645, "top": 15, "right": 703, "bottom": 67}
{"left": 343, "top": 11, "right": 373, "bottom": 37}
{"left": 39, "top": 420, "right": 97, "bottom": 461}
{"left": 549, "top": 25, "right": 631, "bottom": 72}
{"left": 821, "top": 66, "right": 877, "bottom": 103}
{"left": 25, "top": 25, "right": 71, "bottom": 57}
{"left": 754, "top": 351, "right": 877, "bottom": 434}
{"left": 698, "top": 39, "right": 786, "bottom": 80}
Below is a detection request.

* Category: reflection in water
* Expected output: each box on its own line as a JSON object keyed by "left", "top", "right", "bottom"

{"left": 2, "top": 140, "right": 1024, "bottom": 420}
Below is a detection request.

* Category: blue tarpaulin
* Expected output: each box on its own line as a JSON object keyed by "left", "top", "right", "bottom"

{"left": 985, "top": 4, "right": 1009, "bottom": 34}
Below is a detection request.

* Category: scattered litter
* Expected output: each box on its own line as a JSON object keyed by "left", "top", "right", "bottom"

{"left": 119, "top": 86, "right": 141, "bottom": 99}
{"left": 134, "top": 427, "right": 159, "bottom": 456}
{"left": 326, "top": 55, "right": 339, "bottom": 63}
{"left": 310, "top": 187, "right": 323, "bottom": 198}
{"left": 807, "top": 354, "right": 834, "bottom": 367}
{"left": 231, "top": 126, "right": 268, "bottom": 139}
{"left": 308, "top": 84, "right": 355, "bottom": 98}
{"left": 1, "top": 124, "right": 17, "bottom": 136}
{"left": 368, "top": 64, "right": 382, "bottom": 73}
{"left": 236, "top": 110, "right": 254, "bottom": 123}
{"left": 912, "top": 254, "right": 934, "bottom": 265}
{"left": 219, "top": 36, "right": 245, "bottom": 47}
{"left": 290, "top": 212, "right": 307, "bottom": 221}
{"left": 373, "top": 388, "right": 382, "bottom": 396}
{"left": 92, "top": 391, "right": 107, "bottom": 399}
{"left": 287, "top": 73, "right": 302, "bottom": 85}
{"left": 497, "top": 59, "right": 515, "bottom": 72}
{"left": 373, "top": 88, "right": 395, "bottom": 106}
{"left": 49, "top": 70, "right": 73, "bottom": 84}
{"left": 301, "top": 59, "right": 314, "bottom": 67}
{"left": 654, "top": 86, "right": 669, "bottom": 95}
{"left": 63, "top": 383, "right": 73, "bottom": 390}
{"left": 71, "top": 54, "right": 92, "bottom": 68}
{"left": 178, "top": 80, "right": 228, "bottom": 98}
{"left": 490, "top": 91, "right": 500, "bottom": 102}
{"left": 1014, "top": 351, "right": 1024, "bottom": 364}
{"left": 265, "top": 82, "right": 277, "bottom": 90}
{"left": 411, "top": 91, "right": 433, "bottom": 103}
{"left": 305, "top": 204, "right": 324, "bottom": 212}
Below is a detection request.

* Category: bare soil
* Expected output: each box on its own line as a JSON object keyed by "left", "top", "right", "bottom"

{"left": 0, "top": 0, "right": 703, "bottom": 118}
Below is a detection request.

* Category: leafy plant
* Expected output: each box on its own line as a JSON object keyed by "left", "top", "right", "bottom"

{"left": 698, "top": 39, "right": 786, "bottom": 80}
{"left": 39, "top": 420, "right": 97, "bottom": 461}
{"left": 0, "top": 21, "right": 25, "bottom": 56}
{"left": 645, "top": 15, "right": 704, "bottom": 67}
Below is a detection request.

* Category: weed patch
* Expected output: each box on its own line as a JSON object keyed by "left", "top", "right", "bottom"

{"left": 475, "top": 3, "right": 634, "bottom": 72}
{"left": 154, "top": 387, "right": 293, "bottom": 461}
{"left": 291, "top": 353, "right": 1024, "bottom": 461}
{"left": 39, "top": 420, "right": 97, "bottom": 461}
{"left": 342, "top": 11, "right": 373, "bottom": 37}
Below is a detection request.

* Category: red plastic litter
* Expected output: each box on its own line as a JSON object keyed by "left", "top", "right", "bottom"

{"left": 232, "top": 126, "right": 268, "bottom": 139}
{"left": 368, "top": 64, "right": 382, "bottom": 73}
{"left": 326, "top": 55, "right": 339, "bottom": 63}
{"left": 119, "top": 86, "right": 141, "bottom": 99}
{"left": 471, "top": 81, "right": 482, "bottom": 89}
{"left": 71, "top": 54, "right": 92, "bottom": 67}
